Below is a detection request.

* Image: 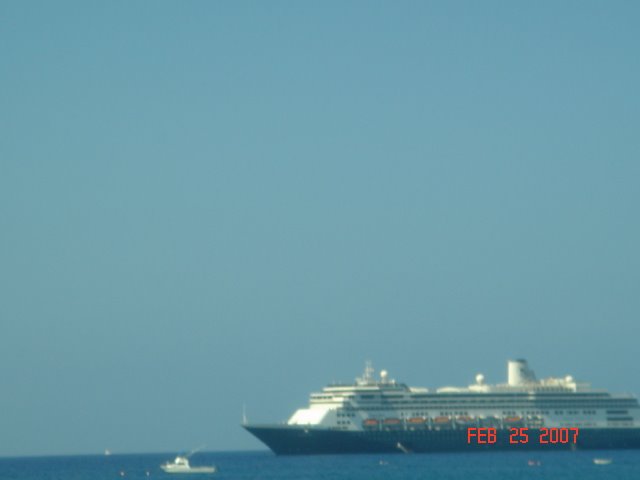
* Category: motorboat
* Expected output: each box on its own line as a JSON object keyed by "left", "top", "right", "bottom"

{"left": 161, "top": 455, "right": 216, "bottom": 474}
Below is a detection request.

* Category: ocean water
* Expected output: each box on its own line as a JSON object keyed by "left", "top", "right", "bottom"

{"left": 2, "top": 450, "right": 640, "bottom": 480}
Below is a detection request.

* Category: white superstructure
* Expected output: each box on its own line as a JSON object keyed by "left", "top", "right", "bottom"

{"left": 285, "top": 360, "right": 639, "bottom": 432}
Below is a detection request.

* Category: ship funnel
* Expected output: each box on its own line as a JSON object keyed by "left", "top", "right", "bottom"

{"left": 508, "top": 359, "right": 537, "bottom": 386}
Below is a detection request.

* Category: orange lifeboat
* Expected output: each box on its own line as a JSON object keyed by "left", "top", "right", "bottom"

{"left": 382, "top": 418, "right": 402, "bottom": 430}
{"left": 504, "top": 416, "right": 523, "bottom": 424}
{"left": 383, "top": 418, "right": 401, "bottom": 425}
{"left": 433, "top": 416, "right": 451, "bottom": 424}
{"left": 362, "top": 419, "right": 379, "bottom": 428}
{"left": 407, "top": 417, "right": 427, "bottom": 430}
{"left": 433, "top": 416, "right": 452, "bottom": 429}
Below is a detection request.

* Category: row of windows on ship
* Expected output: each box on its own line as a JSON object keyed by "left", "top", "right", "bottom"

{"left": 312, "top": 394, "right": 632, "bottom": 401}
{"left": 336, "top": 410, "right": 599, "bottom": 418}
{"left": 336, "top": 416, "right": 533, "bottom": 428}
{"left": 336, "top": 405, "right": 620, "bottom": 415}
{"left": 329, "top": 403, "right": 632, "bottom": 411}
{"left": 313, "top": 398, "right": 634, "bottom": 406}
{"left": 335, "top": 414, "right": 603, "bottom": 428}
{"left": 314, "top": 389, "right": 604, "bottom": 399}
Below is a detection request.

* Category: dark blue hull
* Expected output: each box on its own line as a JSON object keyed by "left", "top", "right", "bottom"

{"left": 244, "top": 425, "right": 640, "bottom": 455}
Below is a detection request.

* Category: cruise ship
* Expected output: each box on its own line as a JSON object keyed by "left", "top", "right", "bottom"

{"left": 244, "top": 360, "right": 640, "bottom": 454}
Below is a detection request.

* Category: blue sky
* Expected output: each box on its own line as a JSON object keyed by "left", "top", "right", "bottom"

{"left": 1, "top": 1, "right": 639, "bottom": 457}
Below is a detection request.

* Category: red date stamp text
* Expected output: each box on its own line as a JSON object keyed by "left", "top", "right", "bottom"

{"left": 467, "top": 427, "right": 579, "bottom": 445}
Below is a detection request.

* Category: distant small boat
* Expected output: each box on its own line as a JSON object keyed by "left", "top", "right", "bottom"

{"left": 104, "top": 449, "right": 112, "bottom": 456}
{"left": 161, "top": 455, "right": 216, "bottom": 474}
{"left": 161, "top": 447, "right": 215, "bottom": 474}
{"left": 527, "top": 459, "right": 541, "bottom": 466}
{"left": 593, "top": 458, "right": 612, "bottom": 465}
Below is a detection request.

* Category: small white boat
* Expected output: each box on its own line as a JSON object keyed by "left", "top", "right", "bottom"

{"left": 593, "top": 458, "right": 613, "bottom": 465}
{"left": 161, "top": 455, "right": 216, "bottom": 474}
